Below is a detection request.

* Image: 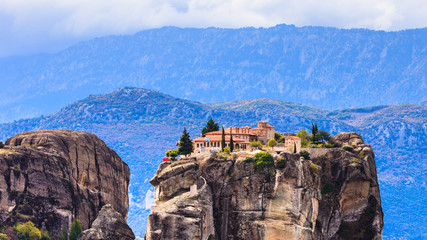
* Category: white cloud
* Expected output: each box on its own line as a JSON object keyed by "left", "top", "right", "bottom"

{"left": 0, "top": 0, "right": 426, "bottom": 56}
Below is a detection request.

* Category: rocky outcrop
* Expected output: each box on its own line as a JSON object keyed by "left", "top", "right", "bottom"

{"left": 145, "top": 132, "right": 383, "bottom": 239}
{"left": 0, "top": 130, "right": 131, "bottom": 238}
{"left": 78, "top": 204, "right": 135, "bottom": 240}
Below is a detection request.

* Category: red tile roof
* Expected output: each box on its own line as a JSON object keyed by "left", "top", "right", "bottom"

{"left": 193, "top": 136, "right": 247, "bottom": 143}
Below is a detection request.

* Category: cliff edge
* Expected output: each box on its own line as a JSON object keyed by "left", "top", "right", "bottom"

{"left": 145, "top": 132, "right": 383, "bottom": 239}
{"left": 0, "top": 130, "right": 133, "bottom": 239}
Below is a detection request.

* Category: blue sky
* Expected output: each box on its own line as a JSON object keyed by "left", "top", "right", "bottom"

{"left": 0, "top": 0, "right": 426, "bottom": 57}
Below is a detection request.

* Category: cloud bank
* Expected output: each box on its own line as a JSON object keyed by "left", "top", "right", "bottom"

{"left": 0, "top": 0, "right": 426, "bottom": 56}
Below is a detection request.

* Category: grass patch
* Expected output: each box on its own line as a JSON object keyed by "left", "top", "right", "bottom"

{"left": 342, "top": 145, "right": 354, "bottom": 152}
{"left": 309, "top": 164, "right": 319, "bottom": 175}
{"left": 350, "top": 157, "right": 361, "bottom": 166}
{"left": 216, "top": 152, "right": 232, "bottom": 160}
{"left": 170, "top": 162, "right": 180, "bottom": 168}
{"left": 0, "top": 148, "right": 20, "bottom": 158}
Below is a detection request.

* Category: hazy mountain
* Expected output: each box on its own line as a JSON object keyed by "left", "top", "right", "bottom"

{"left": 0, "top": 25, "right": 426, "bottom": 122}
{"left": 0, "top": 87, "right": 425, "bottom": 239}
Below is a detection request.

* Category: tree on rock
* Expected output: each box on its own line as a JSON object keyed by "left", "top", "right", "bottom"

{"left": 230, "top": 132, "right": 234, "bottom": 152}
{"left": 69, "top": 218, "right": 82, "bottom": 240}
{"left": 311, "top": 123, "right": 319, "bottom": 143}
{"left": 178, "top": 127, "right": 193, "bottom": 156}
{"left": 221, "top": 127, "right": 226, "bottom": 151}
{"left": 296, "top": 129, "right": 309, "bottom": 147}
{"left": 202, "top": 117, "right": 219, "bottom": 136}
{"left": 318, "top": 130, "right": 331, "bottom": 143}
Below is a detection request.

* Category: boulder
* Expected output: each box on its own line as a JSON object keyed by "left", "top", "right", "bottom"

{"left": 78, "top": 204, "right": 135, "bottom": 240}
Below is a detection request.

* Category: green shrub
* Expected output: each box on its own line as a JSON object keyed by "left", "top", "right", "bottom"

{"left": 350, "top": 157, "right": 361, "bottom": 166}
{"left": 0, "top": 142, "right": 4, "bottom": 148}
{"left": 267, "top": 138, "right": 277, "bottom": 148}
{"left": 299, "top": 150, "right": 310, "bottom": 160}
{"left": 274, "top": 132, "right": 285, "bottom": 143}
{"left": 276, "top": 158, "right": 286, "bottom": 169}
{"left": 309, "top": 164, "right": 319, "bottom": 175}
{"left": 321, "top": 182, "right": 334, "bottom": 194}
{"left": 15, "top": 221, "right": 42, "bottom": 240}
{"left": 358, "top": 151, "right": 365, "bottom": 159}
{"left": 170, "top": 162, "right": 180, "bottom": 168}
{"left": 342, "top": 145, "right": 354, "bottom": 152}
{"left": 250, "top": 140, "right": 261, "bottom": 148}
{"left": 325, "top": 143, "right": 334, "bottom": 148}
{"left": 166, "top": 149, "right": 179, "bottom": 160}
{"left": 223, "top": 146, "right": 231, "bottom": 154}
{"left": 40, "top": 229, "right": 51, "bottom": 240}
{"left": 0, "top": 233, "right": 8, "bottom": 240}
{"left": 69, "top": 218, "right": 82, "bottom": 240}
{"left": 243, "top": 157, "right": 254, "bottom": 163}
{"left": 253, "top": 152, "right": 274, "bottom": 171}
{"left": 58, "top": 227, "right": 68, "bottom": 240}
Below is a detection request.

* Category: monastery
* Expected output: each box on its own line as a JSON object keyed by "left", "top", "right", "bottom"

{"left": 192, "top": 121, "right": 301, "bottom": 153}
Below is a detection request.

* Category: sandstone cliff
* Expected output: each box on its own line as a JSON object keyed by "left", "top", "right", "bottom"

{"left": 145, "top": 132, "right": 383, "bottom": 239}
{"left": 0, "top": 130, "right": 132, "bottom": 238}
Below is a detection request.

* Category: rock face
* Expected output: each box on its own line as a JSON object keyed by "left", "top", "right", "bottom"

{"left": 78, "top": 204, "right": 135, "bottom": 240}
{"left": 145, "top": 132, "right": 383, "bottom": 239}
{"left": 0, "top": 130, "right": 131, "bottom": 238}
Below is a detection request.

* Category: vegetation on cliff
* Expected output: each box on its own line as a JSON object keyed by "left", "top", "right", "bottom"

{"left": 146, "top": 132, "right": 383, "bottom": 239}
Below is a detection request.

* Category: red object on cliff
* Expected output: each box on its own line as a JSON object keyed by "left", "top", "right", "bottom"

{"left": 163, "top": 158, "right": 169, "bottom": 162}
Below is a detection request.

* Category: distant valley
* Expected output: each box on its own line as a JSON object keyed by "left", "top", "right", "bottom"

{"left": 0, "top": 87, "right": 425, "bottom": 239}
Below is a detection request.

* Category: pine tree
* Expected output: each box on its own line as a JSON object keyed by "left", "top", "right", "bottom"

{"left": 178, "top": 127, "right": 193, "bottom": 156}
{"left": 318, "top": 130, "right": 331, "bottom": 143}
{"left": 69, "top": 218, "right": 82, "bottom": 240}
{"left": 230, "top": 132, "right": 234, "bottom": 152}
{"left": 221, "top": 127, "right": 226, "bottom": 151}
{"left": 201, "top": 117, "right": 220, "bottom": 136}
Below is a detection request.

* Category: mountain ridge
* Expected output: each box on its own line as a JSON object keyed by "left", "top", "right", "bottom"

{"left": 0, "top": 24, "right": 426, "bottom": 122}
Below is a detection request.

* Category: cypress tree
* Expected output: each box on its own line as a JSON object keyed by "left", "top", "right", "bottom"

{"left": 221, "top": 127, "right": 226, "bottom": 151}
{"left": 294, "top": 143, "right": 297, "bottom": 153}
{"left": 311, "top": 123, "right": 319, "bottom": 143}
{"left": 69, "top": 218, "right": 82, "bottom": 240}
{"left": 202, "top": 117, "right": 220, "bottom": 137}
{"left": 230, "top": 132, "right": 234, "bottom": 152}
{"left": 178, "top": 127, "right": 193, "bottom": 156}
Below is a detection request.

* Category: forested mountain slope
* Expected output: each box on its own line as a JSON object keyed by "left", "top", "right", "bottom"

{"left": 0, "top": 25, "right": 426, "bottom": 122}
